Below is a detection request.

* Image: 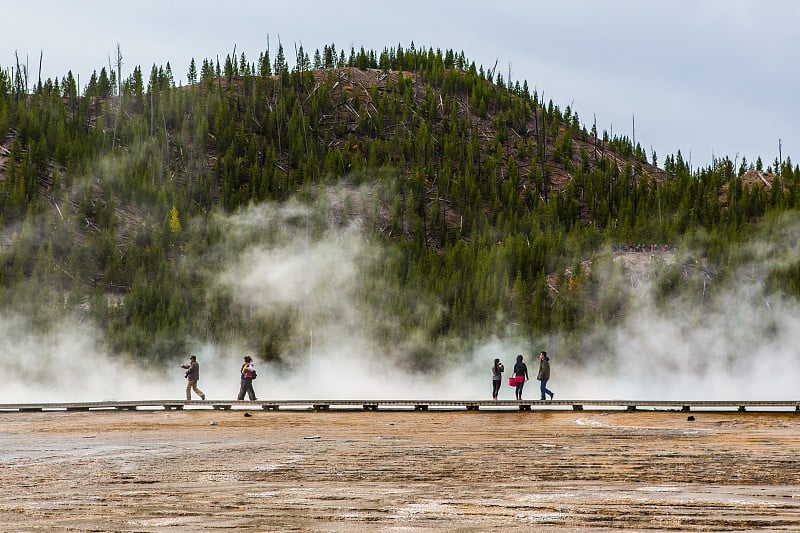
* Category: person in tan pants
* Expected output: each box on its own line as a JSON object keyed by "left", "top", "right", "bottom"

{"left": 181, "top": 355, "right": 206, "bottom": 400}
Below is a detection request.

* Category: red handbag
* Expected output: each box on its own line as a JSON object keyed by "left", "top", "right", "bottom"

{"left": 508, "top": 377, "right": 516, "bottom": 386}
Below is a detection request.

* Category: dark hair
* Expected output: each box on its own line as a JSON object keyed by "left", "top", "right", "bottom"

{"left": 540, "top": 351, "right": 547, "bottom": 357}
{"left": 189, "top": 355, "right": 197, "bottom": 361}
{"left": 516, "top": 354, "right": 523, "bottom": 362}
{"left": 243, "top": 355, "right": 252, "bottom": 363}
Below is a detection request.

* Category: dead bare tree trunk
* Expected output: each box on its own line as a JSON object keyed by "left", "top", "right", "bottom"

{"left": 540, "top": 93, "right": 548, "bottom": 202}
{"left": 37, "top": 51, "right": 43, "bottom": 93}
{"left": 112, "top": 44, "right": 123, "bottom": 150}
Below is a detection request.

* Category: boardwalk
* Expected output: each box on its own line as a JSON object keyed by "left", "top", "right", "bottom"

{"left": 1, "top": 399, "right": 799, "bottom": 412}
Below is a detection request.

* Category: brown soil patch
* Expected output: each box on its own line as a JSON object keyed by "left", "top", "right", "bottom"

{"left": 1, "top": 409, "right": 799, "bottom": 531}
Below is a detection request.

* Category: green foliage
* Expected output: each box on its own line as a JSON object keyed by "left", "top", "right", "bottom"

{"left": 0, "top": 42, "right": 797, "bottom": 369}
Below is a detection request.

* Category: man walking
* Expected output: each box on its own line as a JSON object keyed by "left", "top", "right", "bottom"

{"left": 537, "top": 351, "right": 554, "bottom": 401}
{"left": 181, "top": 355, "right": 206, "bottom": 400}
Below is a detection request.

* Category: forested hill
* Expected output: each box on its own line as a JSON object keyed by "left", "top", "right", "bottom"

{"left": 0, "top": 43, "right": 798, "bottom": 368}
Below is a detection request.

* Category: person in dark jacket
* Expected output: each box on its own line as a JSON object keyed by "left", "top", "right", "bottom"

{"left": 512, "top": 354, "right": 528, "bottom": 400}
{"left": 180, "top": 355, "right": 205, "bottom": 401}
{"left": 237, "top": 355, "right": 257, "bottom": 401}
{"left": 491, "top": 358, "right": 504, "bottom": 400}
{"left": 537, "top": 351, "right": 554, "bottom": 400}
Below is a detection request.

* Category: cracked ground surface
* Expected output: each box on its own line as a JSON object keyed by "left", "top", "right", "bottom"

{"left": 1, "top": 408, "right": 800, "bottom": 531}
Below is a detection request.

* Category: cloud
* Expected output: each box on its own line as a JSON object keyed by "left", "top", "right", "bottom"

{"left": 0, "top": 314, "right": 178, "bottom": 403}
{"left": 555, "top": 216, "right": 800, "bottom": 401}
{"left": 3, "top": 200, "right": 800, "bottom": 404}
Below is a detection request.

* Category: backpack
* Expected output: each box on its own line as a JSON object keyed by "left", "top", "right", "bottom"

{"left": 241, "top": 363, "right": 257, "bottom": 379}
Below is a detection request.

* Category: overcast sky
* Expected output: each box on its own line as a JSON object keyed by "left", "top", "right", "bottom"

{"left": 3, "top": 0, "right": 798, "bottom": 169}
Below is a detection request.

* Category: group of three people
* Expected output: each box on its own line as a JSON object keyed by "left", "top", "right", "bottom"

{"left": 492, "top": 351, "right": 554, "bottom": 401}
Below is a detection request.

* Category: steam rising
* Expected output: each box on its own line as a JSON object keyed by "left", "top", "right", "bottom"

{"left": 2, "top": 194, "right": 800, "bottom": 403}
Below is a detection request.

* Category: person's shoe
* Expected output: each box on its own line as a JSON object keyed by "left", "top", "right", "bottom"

{"left": 549, "top": 392, "right": 554, "bottom": 400}
{"left": 200, "top": 394, "right": 206, "bottom": 401}
{"left": 540, "top": 397, "right": 546, "bottom": 401}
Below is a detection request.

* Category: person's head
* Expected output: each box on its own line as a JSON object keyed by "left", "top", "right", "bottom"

{"left": 243, "top": 355, "right": 252, "bottom": 363}
{"left": 494, "top": 358, "right": 500, "bottom": 365}
{"left": 516, "top": 354, "right": 523, "bottom": 362}
{"left": 539, "top": 351, "right": 547, "bottom": 359}
{"left": 189, "top": 355, "right": 197, "bottom": 362}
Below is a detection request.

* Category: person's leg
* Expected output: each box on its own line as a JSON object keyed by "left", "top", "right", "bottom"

{"left": 541, "top": 380, "right": 553, "bottom": 400}
{"left": 192, "top": 381, "right": 205, "bottom": 400}
{"left": 238, "top": 379, "right": 247, "bottom": 400}
{"left": 492, "top": 380, "right": 500, "bottom": 399}
{"left": 540, "top": 379, "right": 547, "bottom": 400}
{"left": 185, "top": 381, "right": 192, "bottom": 401}
{"left": 246, "top": 379, "right": 257, "bottom": 400}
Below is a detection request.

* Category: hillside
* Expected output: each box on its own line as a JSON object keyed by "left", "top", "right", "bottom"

{"left": 0, "top": 43, "right": 797, "bottom": 368}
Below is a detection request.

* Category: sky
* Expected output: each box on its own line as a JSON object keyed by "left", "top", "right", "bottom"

{"left": 2, "top": 0, "right": 798, "bottom": 170}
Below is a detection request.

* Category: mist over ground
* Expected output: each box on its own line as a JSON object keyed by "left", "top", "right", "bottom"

{"left": 1, "top": 196, "right": 799, "bottom": 404}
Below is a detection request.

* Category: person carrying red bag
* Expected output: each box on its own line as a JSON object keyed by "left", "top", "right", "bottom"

{"left": 511, "top": 354, "right": 529, "bottom": 400}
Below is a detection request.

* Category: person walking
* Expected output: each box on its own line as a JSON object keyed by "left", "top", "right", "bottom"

{"left": 512, "top": 354, "right": 528, "bottom": 400}
{"left": 537, "top": 350, "right": 554, "bottom": 400}
{"left": 180, "top": 355, "right": 205, "bottom": 400}
{"left": 237, "top": 355, "right": 257, "bottom": 401}
{"left": 491, "top": 358, "right": 504, "bottom": 400}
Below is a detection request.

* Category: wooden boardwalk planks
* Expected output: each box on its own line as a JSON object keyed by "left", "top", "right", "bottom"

{"left": 0, "top": 399, "right": 799, "bottom": 412}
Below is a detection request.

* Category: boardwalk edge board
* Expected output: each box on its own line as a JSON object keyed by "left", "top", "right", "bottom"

{"left": 0, "top": 400, "right": 799, "bottom": 413}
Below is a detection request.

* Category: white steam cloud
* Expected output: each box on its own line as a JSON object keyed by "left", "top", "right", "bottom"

{"left": 2, "top": 194, "right": 800, "bottom": 403}
{"left": 559, "top": 217, "right": 800, "bottom": 401}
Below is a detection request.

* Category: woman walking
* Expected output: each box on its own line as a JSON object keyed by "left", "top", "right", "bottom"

{"left": 491, "top": 358, "right": 504, "bottom": 400}
{"left": 512, "top": 354, "right": 528, "bottom": 400}
{"left": 237, "top": 355, "right": 257, "bottom": 401}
